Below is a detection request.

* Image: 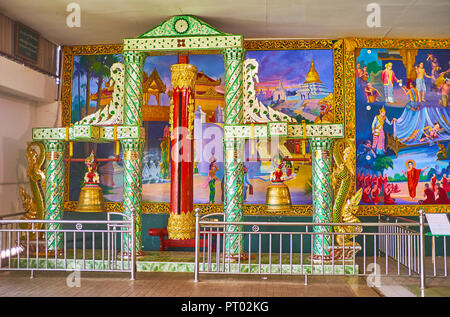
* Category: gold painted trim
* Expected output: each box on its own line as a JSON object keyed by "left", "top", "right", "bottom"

{"left": 167, "top": 212, "right": 196, "bottom": 240}
{"left": 123, "top": 151, "right": 140, "bottom": 160}
{"left": 244, "top": 39, "right": 344, "bottom": 126}
{"left": 45, "top": 152, "right": 61, "bottom": 161}
{"left": 64, "top": 201, "right": 449, "bottom": 216}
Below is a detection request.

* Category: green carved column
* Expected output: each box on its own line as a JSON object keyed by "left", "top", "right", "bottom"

{"left": 43, "top": 140, "right": 66, "bottom": 251}
{"left": 309, "top": 138, "right": 334, "bottom": 259}
{"left": 123, "top": 51, "right": 146, "bottom": 126}
{"left": 122, "top": 50, "right": 146, "bottom": 255}
{"left": 222, "top": 48, "right": 245, "bottom": 256}
{"left": 121, "top": 139, "right": 145, "bottom": 255}
{"left": 223, "top": 139, "right": 245, "bottom": 256}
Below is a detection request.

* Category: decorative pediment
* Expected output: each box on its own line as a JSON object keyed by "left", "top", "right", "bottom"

{"left": 196, "top": 87, "right": 223, "bottom": 99}
{"left": 124, "top": 15, "right": 242, "bottom": 52}
{"left": 197, "top": 71, "right": 221, "bottom": 86}
{"left": 139, "top": 15, "right": 226, "bottom": 38}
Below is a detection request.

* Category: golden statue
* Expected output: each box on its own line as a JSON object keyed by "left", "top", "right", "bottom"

{"left": 265, "top": 160, "right": 292, "bottom": 213}
{"left": 19, "top": 142, "right": 46, "bottom": 229}
{"left": 76, "top": 151, "right": 105, "bottom": 212}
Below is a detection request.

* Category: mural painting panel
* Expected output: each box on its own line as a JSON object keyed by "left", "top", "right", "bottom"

{"left": 355, "top": 48, "right": 450, "bottom": 207}
{"left": 64, "top": 44, "right": 339, "bottom": 214}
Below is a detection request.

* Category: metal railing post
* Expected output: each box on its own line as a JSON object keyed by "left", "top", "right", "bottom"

{"left": 194, "top": 207, "right": 201, "bottom": 283}
{"left": 419, "top": 209, "right": 426, "bottom": 295}
{"left": 131, "top": 209, "right": 136, "bottom": 281}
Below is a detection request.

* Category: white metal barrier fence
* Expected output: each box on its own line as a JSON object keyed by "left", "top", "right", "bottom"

{"left": 379, "top": 213, "right": 449, "bottom": 280}
{"left": 0, "top": 212, "right": 136, "bottom": 280}
{"left": 194, "top": 209, "right": 449, "bottom": 292}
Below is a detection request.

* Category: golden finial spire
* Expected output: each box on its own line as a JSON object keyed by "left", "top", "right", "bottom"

{"left": 304, "top": 60, "right": 322, "bottom": 84}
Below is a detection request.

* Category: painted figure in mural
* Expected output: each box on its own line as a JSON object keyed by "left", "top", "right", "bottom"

{"left": 84, "top": 151, "right": 99, "bottom": 184}
{"left": 384, "top": 183, "right": 399, "bottom": 205}
{"left": 377, "top": 173, "right": 383, "bottom": 192}
{"left": 431, "top": 173, "right": 437, "bottom": 192}
{"left": 370, "top": 183, "right": 380, "bottom": 205}
{"left": 422, "top": 183, "right": 436, "bottom": 204}
{"left": 371, "top": 106, "right": 397, "bottom": 154}
{"left": 402, "top": 160, "right": 429, "bottom": 200}
{"left": 415, "top": 62, "right": 433, "bottom": 103}
{"left": 436, "top": 183, "right": 449, "bottom": 204}
{"left": 365, "top": 173, "right": 372, "bottom": 188}
{"left": 285, "top": 161, "right": 293, "bottom": 177}
{"left": 361, "top": 65, "right": 369, "bottom": 82}
{"left": 362, "top": 185, "right": 371, "bottom": 203}
{"left": 159, "top": 125, "right": 170, "bottom": 179}
{"left": 381, "top": 63, "right": 401, "bottom": 103}
{"left": 243, "top": 165, "right": 252, "bottom": 202}
{"left": 160, "top": 140, "right": 170, "bottom": 179}
{"left": 420, "top": 122, "right": 444, "bottom": 143}
{"left": 207, "top": 157, "right": 219, "bottom": 204}
{"left": 439, "top": 77, "right": 450, "bottom": 107}
{"left": 401, "top": 82, "right": 420, "bottom": 111}
{"left": 364, "top": 83, "right": 381, "bottom": 103}
{"left": 427, "top": 55, "right": 440, "bottom": 92}
{"left": 383, "top": 173, "right": 389, "bottom": 191}
{"left": 356, "top": 63, "right": 363, "bottom": 79}
{"left": 357, "top": 140, "right": 377, "bottom": 163}
{"left": 442, "top": 174, "right": 449, "bottom": 192}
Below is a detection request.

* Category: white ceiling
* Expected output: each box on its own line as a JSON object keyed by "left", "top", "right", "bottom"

{"left": 0, "top": 0, "right": 449, "bottom": 46}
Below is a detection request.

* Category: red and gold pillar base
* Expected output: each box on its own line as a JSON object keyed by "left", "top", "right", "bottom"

{"left": 167, "top": 61, "right": 198, "bottom": 240}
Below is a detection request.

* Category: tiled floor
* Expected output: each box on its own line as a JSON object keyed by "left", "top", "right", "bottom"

{"left": 0, "top": 271, "right": 380, "bottom": 297}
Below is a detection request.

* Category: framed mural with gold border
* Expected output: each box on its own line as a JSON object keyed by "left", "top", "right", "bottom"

{"left": 61, "top": 39, "right": 344, "bottom": 216}
{"left": 344, "top": 38, "right": 450, "bottom": 216}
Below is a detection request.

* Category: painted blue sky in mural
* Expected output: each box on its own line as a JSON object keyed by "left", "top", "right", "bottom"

{"left": 246, "top": 49, "right": 333, "bottom": 89}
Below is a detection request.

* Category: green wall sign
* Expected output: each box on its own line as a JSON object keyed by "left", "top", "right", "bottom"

{"left": 15, "top": 22, "right": 39, "bottom": 63}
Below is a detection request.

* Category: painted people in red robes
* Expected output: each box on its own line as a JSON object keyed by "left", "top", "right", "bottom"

{"left": 436, "top": 183, "right": 449, "bottom": 204}
{"left": 431, "top": 174, "right": 437, "bottom": 192}
{"left": 377, "top": 174, "right": 383, "bottom": 191}
{"left": 422, "top": 183, "right": 436, "bottom": 204}
{"left": 402, "top": 160, "right": 429, "bottom": 199}
{"left": 371, "top": 184, "right": 380, "bottom": 205}
{"left": 364, "top": 173, "right": 371, "bottom": 188}
{"left": 363, "top": 186, "right": 372, "bottom": 203}
{"left": 442, "top": 174, "right": 448, "bottom": 193}
{"left": 384, "top": 184, "right": 396, "bottom": 205}
{"left": 382, "top": 173, "right": 389, "bottom": 192}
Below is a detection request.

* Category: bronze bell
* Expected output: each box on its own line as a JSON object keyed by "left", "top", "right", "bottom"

{"left": 265, "top": 181, "right": 292, "bottom": 213}
{"left": 76, "top": 184, "right": 105, "bottom": 212}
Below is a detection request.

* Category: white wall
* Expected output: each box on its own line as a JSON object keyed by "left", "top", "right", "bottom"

{"left": 0, "top": 56, "right": 60, "bottom": 216}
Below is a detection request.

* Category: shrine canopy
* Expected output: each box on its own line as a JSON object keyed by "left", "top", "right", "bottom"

{"left": 123, "top": 15, "right": 243, "bottom": 53}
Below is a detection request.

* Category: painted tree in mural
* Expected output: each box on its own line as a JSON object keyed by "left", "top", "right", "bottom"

{"left": 366, "top": 61, "right": 382, "bottom": 81}
{"left": 92, "top": 55, "right": 121, "bottom": 111}
{"left": 73, "top": 60, "right": 84, "bottom": 122}
{"left": 79, "top": 55, "right": 96, "bottom": 117}
{"left": 373, "top": 155, "right": 394, "bottom": 176}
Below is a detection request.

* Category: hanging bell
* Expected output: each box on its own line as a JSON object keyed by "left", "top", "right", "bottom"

{"left": 76, "top": 184, "right": 105, "bottom": 212}
{"left": 265, "top": 181, "right": 292, "bottom": 213}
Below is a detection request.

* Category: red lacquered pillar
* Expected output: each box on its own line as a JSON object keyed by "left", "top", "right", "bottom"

{"left": 167, "top": 58, "right": 198, "bottom": 240}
